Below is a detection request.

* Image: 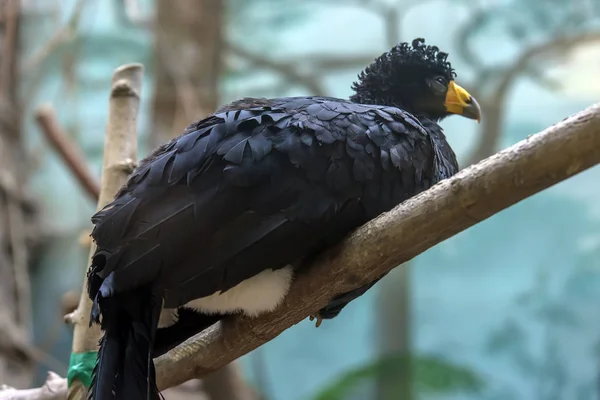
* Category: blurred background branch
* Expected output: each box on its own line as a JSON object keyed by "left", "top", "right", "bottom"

{"left": 34, "top": 106, "right": 100, "bottom": 201}
{"left": 0, "top": 0, "right": 38, "bottom": 390}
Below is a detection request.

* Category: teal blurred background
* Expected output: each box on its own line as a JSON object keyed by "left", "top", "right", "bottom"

{"left": 9, "top": 0, "right": 600, "bottom": 399}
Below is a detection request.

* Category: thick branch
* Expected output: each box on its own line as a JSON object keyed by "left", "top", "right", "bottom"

{"left": 155, "top": 103, "right": 600, "bottom": 389}
{"left": 66, "top": 63, "right": 143, "bottom": 400}
{"left": 35, "top": 105, "right": 100, "bottom": 201}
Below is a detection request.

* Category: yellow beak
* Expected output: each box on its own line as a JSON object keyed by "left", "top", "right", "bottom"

{"left": 444, "top": 81, "right": 482, "bottom": 122}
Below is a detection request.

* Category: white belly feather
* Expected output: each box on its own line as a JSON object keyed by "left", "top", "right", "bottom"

{"left": 158, "top": 265, "right": 294, "bottom": 328}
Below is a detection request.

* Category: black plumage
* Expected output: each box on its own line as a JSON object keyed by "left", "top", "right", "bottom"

{"left": 87, "top": 38, "right": 481, "bottom": 400}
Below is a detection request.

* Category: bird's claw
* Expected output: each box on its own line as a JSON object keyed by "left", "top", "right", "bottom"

{"left": 309, "top": 314, "right": 323, "bottom": 328}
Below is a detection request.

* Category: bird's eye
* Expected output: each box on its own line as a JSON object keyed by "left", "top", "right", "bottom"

{"left": 427, "top": 77, "right": 447, "bottom": 93}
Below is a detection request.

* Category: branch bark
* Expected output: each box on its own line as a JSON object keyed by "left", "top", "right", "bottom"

{"left": 65, "top": 63, "right": 143, "bottom": 400}
{"left": 154, "top": 102, "right": 600, "bottom": 389}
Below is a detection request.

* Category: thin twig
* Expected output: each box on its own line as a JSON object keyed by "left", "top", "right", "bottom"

{"left": 66, "top": 63, "right": 144, "bottom": 400}
{"left": 35, "top": 105, "right": 100, "bottom": 201}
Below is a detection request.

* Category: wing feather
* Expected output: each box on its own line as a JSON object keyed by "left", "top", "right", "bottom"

{"left": 88, "top": 96, "right": 457, "bottom": 310}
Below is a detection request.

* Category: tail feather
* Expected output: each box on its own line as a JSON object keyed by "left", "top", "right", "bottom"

{"left": 88, "top": 290, "right": 162, "bottom": 400}
{"left": 118, "top": 319, "right": 161, "bottom": 398}
{"left": 89, "top": 321, "right": 124, "bottom": 400}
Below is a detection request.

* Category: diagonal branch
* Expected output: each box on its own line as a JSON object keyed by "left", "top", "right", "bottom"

{"left": 35, "top": 105, "right": 100, "bottom": 201}
{"left": 154, "top": 102, "right": 600, "bottom": 389}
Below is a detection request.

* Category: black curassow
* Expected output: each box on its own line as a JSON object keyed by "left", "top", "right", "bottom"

{"left": 86, "top": 38, "right": 482, "bottom": 400}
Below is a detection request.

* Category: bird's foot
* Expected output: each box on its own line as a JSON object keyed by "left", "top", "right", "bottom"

{"left": 309, "top": 313, "right": 323, "bottom": 328}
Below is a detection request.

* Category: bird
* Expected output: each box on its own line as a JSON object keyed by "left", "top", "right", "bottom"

{"left": 86, "top": 37, "right": 481, "bottom": 400}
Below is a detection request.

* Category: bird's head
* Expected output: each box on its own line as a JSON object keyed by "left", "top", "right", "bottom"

{"left": 350, "top": 38, "right": 481, "bottom": 123}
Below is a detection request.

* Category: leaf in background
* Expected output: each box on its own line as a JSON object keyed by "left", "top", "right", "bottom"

{"left": 311, "top": 353, "right": 484, "bottom": 400}
{"left": 414, "top": 355, "right": 484, "bottom": 395}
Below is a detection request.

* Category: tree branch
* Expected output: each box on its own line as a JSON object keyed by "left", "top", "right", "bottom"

{"left": 34, "top": 105, "right": 100, "bottom": 201}
{"left": 65, "top": 63, "right": 143, "bottom": 400}
{"left": 154, "top": 103, "right": 600, "bottom": 389}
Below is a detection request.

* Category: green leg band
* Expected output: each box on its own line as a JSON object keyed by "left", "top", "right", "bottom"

{"left": 67, "top": 351, "right": 98, "bottom": 388}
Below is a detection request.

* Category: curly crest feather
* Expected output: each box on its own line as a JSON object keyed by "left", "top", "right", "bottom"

{"left": 349, "top": 38, "right": 457, "bottom": 111}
